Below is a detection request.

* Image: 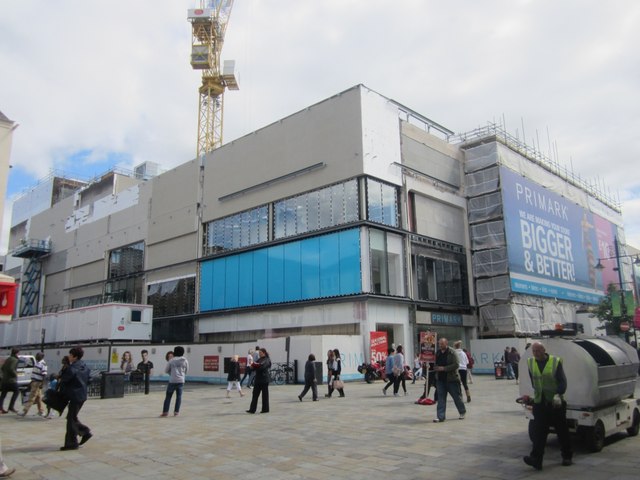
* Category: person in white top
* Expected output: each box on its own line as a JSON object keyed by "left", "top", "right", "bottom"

{"left": 240, "top": 350, "right": 253, "bottom": 389}
{"left": 412, "top": 354, "right": 423, "bottom": 384}
{"left": 19, "top": 352, "right": 48, "bottom": 417}
{"left": 454, "top": 340, "right": 471, "bottom": 403}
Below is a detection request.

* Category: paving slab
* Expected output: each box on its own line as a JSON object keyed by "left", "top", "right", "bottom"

{"left": 1, "top": 375, "right": 639, "bottom": 479}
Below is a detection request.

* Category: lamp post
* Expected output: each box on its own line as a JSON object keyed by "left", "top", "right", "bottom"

{"left": 594, "top": 235, "right": 640, "bottom": 343}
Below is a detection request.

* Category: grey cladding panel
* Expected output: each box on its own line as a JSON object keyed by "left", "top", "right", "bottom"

{"left": 402, "top": 136, "right": 461, "bottom": 188}
{"left": 413, "top": 194, "right": 466, "bottom": 245}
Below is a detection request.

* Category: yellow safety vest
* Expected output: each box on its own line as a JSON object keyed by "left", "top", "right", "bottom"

{"left": 527, "top": 355, "right": 561, "bottom": 404}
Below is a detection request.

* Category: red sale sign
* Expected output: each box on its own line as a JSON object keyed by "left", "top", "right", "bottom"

{"left": 370, "top": 331, "right": 388, "bottom": 363}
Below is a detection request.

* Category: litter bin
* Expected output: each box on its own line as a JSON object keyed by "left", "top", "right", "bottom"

{"left": 494, "top": 361, "right": 505, "bottom": 379}
{"left": 101, "top": 371, "right": 125, "bottom": 399}
{"left": 313, "top": 361, "right": 323, "bottom": 385}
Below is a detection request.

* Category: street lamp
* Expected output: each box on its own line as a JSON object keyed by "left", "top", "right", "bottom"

{"left": 594, "top": 235, "right": 640, "bottom": 342}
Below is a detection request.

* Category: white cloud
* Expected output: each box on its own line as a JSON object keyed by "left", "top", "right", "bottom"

{"left": 1, "top": 0, "right": 639, "bottom": 249}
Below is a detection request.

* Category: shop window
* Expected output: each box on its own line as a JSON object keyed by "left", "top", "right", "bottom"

{"left": 369, "top": 229, "right": 404, "bottom": 296}
{"left": 147, "top": 277, "right": 196, "bottom": 318}
{"left": 367, "top": 178, "right": 399, "bottom": 227}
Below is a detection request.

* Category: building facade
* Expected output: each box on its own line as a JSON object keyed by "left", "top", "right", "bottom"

{"left": 1, "top": 85, "right": 631, "bottom": 354}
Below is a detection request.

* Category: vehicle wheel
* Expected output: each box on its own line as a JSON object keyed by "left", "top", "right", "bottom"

{"left": 586, "top": 420, "right": 605, "bottom": 452}
{"left": 627, "top": 409, "right": 640, "bottom": 437}
{"left": 528, "top": 420, "right": 535, "bottom": 442}
{"left": 364, "top": 372, "right": 375, "bottom": 384}
{"left": 274, "top": 373, "right": 285, "bottom": 386}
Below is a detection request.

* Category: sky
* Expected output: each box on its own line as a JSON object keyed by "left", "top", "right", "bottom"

{"left": 1, "top": 0, "right": 639, "bottom": 253}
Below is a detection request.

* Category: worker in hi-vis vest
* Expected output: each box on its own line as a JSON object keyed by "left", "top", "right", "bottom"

{"left": 523, "top": 341, "right": 573, "bottom": 471}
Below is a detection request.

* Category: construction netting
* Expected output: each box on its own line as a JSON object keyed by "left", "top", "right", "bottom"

{"left": 472, "top": 247, "right": 508, "bottom": 278}
{"left": 470, "top": 221, "right": 505, "bottom": 250}
{"left": 479, "top": 295, "right": 578, "bottom": 336}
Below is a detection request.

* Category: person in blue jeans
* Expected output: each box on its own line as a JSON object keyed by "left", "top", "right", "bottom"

{"left": 160, "top": 346, "right": 189, "bottom": 417}
{"left": 433, "top": 338, "right": 466, "bottom": 423}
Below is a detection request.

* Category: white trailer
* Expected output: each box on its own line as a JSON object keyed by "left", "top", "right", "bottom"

{"left": 0, "top": 303, "right": 152, "bottom": 348}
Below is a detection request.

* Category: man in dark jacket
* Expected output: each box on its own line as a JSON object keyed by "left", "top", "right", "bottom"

{"left": 59, "top": 347, "right": 92, "bottom": 451}
{"left": 433, "top": 338, "right": 466, "bottom": 423}
{"left": 298, "top": 353, "right": 318, "bottom": 401}
{"left": 0, "top": 348, "right": 20, "bottom": 414}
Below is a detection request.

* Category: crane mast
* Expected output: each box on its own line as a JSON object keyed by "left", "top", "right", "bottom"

{"left": 188, "top": 0, "right": 238, "bottom": 161}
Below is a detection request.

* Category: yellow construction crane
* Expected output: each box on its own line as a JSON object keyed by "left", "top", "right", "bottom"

{"left": 188, "top": 1, "right": 238, "bottom": 161}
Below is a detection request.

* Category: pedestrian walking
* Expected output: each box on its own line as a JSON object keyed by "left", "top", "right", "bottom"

{"left": 59, "top": 346, "right": 92, "bottom": 450}
{"left": 298, "top": 354, "right": 318, "bottom": 401}
{"left": 248, "top": 345, "right": 260, "bottom": 388}
{"left": 324, "top": 350, "right": 335, "bottom": 398}
{"left": 44, "top": 356, "right": 69, "bottom": 419}
{"left": 393, "top": 345, "right": 407, "bottom": 396}
{"left": 18, "top": 352, "right": 48, "bottom": 417}
{"left": 509, "top": 347, "right": 521, "bottom": 384}
{"left": 463, "top": 348, "right": 474, "bottom": 384}
{"left": 240, "top": 349, "right": 253, "bottom": 388}
{"left": 160, "top": 346, "right": 188, "bottom": 417}
{"left": 412, "top": 354, "right": 422, "bottom": 384}
{"left": 329, "top": 349, "right": 345, "bottom": 397}
{"left": 433, "top": 338, "right": 466, "bottom": 423}
{"left": 247, "top": 348, "right": 271, "bottom": 414}
{"left": 503, "top": 346, "right": 514, "bottom": 379}
{"left": 0, "top": 348, "right": 20, "bottom": 414}
{"left": 226, "top": 355, "right": 244, "bottom": 398}
{"left": 523, "top": 342, "right": 572, "bottom": 470}
{"left": 454, "top": 341, "right": 471, "bottom": 403}
{"left": 382, "top": 347, "right": 395, "bottom": 395}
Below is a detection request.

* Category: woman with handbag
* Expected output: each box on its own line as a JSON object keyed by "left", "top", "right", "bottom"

{"left": 324, "top": 350, "right": 335, "bottom": 398}
{"left": 246, "top": 348, "right": 271, "bottom": 414}
{"left": 329, "top": 348, "right": 345, "bottom": 398}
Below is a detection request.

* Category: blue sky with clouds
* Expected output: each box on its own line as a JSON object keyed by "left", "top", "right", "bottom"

{"left": 1, "top": 0, "right": 639, "bottom": 251}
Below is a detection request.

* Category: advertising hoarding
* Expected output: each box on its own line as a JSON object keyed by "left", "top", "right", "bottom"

{"left": 500, "top": 166, "right": 617, "bottom": 304}
{"left": 419, "top": 331, "right": 437, "bottom": 363}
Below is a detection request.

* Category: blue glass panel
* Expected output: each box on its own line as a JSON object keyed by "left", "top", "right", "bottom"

{"left": 319, "top": 234, "right": 340, "bottom": 297}
{"left": 238, "top": 252, "right": 254, "bottom": 307}
{"left": 283, "top": 242, "right": 302, "bottom": 301}
{"left": 224, "top": 255, "right": 239, "bottom": 308}
{"left": 268, "top": 244, "right": 285, "bottom": 303}
{"left": 339, "top": 229, "right": 362, "bottom": 294}
{"left": 212, "top": 259, "right": 226, "bottom": 309}
{"left": 300, "top": 236, "right": 320, "bottom": 299}
{"left": 253, "top": 249, "right": 268, "bottom": 305}
{"left": 199, "top": 261, "right": 214, "bottom": 311}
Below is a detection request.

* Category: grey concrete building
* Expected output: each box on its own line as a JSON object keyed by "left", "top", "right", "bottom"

{"left": 1, "top": 85, "right": 631, "bottom": 355}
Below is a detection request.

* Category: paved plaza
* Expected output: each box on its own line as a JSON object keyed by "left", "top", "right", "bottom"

{"left": 1, "top": 374, "right": 639, "bottom": 479}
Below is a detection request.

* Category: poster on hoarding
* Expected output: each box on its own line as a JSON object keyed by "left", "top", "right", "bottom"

{"left": 419, "top": 331, "right": 437, "bottom": 363}
{"left": 203, "top": 355, "right": 219, "bottom": 372}
{"left": 500, "top": 166, "right": 618, "bottom": 304}
{"left": 370, "top": 331, "right": 388, "bottom": 363}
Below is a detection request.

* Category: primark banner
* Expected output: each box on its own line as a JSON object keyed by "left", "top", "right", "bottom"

{"left": 500, "top": 166, "right": 617, "bottom": 304}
